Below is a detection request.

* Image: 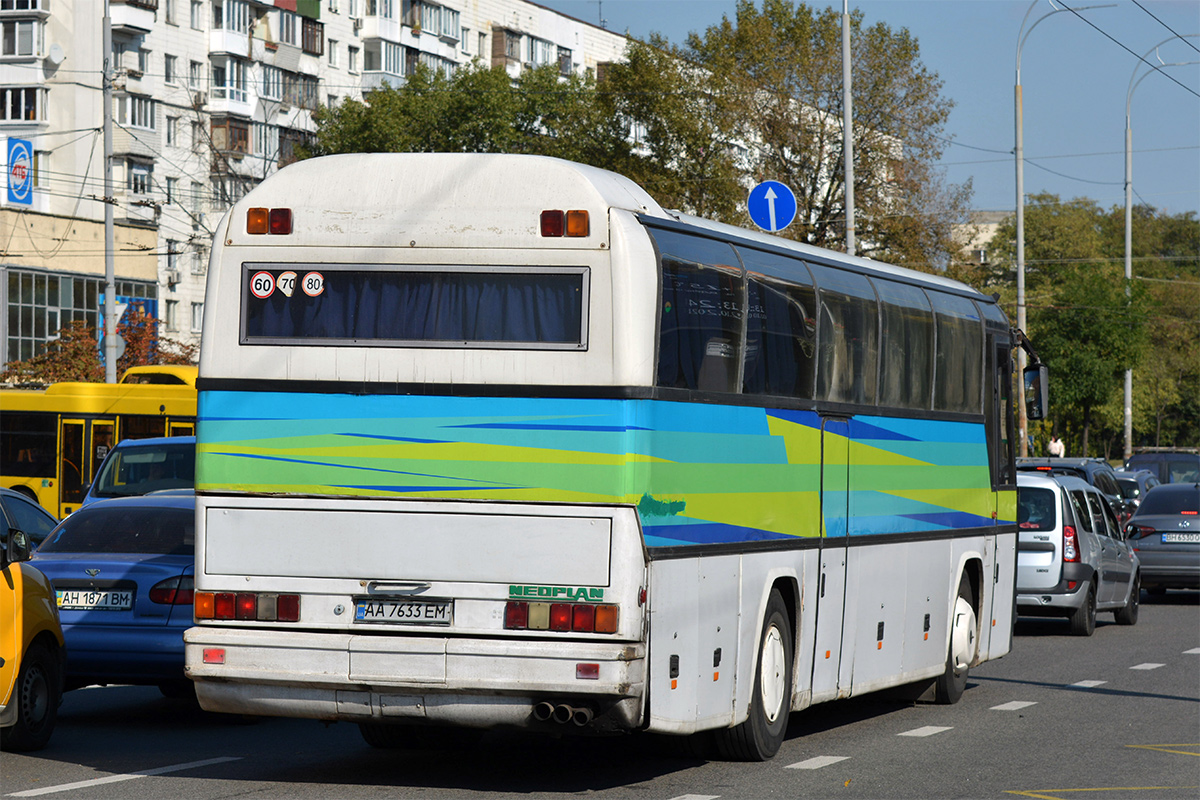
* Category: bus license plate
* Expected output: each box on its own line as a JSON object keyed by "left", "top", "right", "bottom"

{"left": 1162, "top": 532, "right": 1200, "bottom": 544}
{"left": 57, "top": 589, "right": 133, "bottom": 611}
{"left": 354, "top": 599, "right": 452, "bottom": 625}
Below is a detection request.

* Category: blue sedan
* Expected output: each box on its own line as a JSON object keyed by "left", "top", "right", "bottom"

{"left": 32, "top": 494, "right": 195, "bottom": 697}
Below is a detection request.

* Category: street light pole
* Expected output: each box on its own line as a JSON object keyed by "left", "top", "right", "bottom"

{"left": 842, "top": 0, "right": 856, "bottom": 257}
{"left": 1123, "top": 35, "right": 1199, "bottom": 461}
{"left": 103, "top": 0, "right": 116, "bottom": 383}
{"left": 1014, "top": 0, "right": 1112, "bottom": 456}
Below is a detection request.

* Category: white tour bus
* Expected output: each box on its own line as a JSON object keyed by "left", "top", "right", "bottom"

{"left": 186, "top": 153, "right": 1045, "bottom": 760}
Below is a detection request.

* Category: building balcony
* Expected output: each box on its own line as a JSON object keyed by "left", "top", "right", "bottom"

{"left": 360, "top": 71, "right": 404, "bottom": 92}
{"left": 357, "top": 15, "right": 401, "bottom": 43}
{"left": 208, "top": 87, "right": 253, "bottom": 119}
{"left": 210, "top": 29, "right": 250, "bottom": 56}
{"left": 110, "top": 1, "right": 157, "bottom": 35}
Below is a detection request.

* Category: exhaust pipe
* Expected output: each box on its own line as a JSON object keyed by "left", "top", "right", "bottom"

{"left": 552, "top": 704, "right": 575, "bottom": 724}
{"left": 571, "top": 706, "right": 594, "bottom": 727}
{"left": 532, "top": 702, "right": 555, "bottom": 722}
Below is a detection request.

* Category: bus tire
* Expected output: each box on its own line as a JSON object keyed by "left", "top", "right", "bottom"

{"left": 935, "top": 574, "right": 976, "bottom": 705}
{"left": 1, "top": 641, "right": 61, "bottom": 752}
{"left": 713, "top": 588, "right": 792, "bottom": 761}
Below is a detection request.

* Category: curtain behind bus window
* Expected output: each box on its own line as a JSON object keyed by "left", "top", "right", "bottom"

{"left": 874, "top": 279, "right": 934, "bottom": 410}
{"left": 735, "top": 247, "right": 816, "bottom": 399}
{"left": 651, "top": 230, "right": 744, "bottom": 393}
{"left": 243, "top": 268, "right": 584, "bottom": 346}
{"left": 809, "top": 265, "right": 878, "bottom": 406}
{"left": 930, "top": 293, "right": 983, "bottom": 414}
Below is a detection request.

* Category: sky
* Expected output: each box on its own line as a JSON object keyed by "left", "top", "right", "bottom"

{"left": 537, "top": 0, "right": 1200, "bottom": 217}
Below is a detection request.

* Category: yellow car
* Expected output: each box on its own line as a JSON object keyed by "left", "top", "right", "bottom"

{"left": 1, "top": 527, "right": 66, "bottom": 751}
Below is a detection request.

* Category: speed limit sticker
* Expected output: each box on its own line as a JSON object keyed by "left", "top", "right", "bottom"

{"left": 277, "top": 271, "right": 297, "bottom": 297}
{"left": 301, "top": 272, "right": 325, "bottom": 297}
{"left": 250, "top": 271, "right": 275, "bottom": 299}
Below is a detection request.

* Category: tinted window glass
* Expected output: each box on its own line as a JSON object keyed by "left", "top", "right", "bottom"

{"left": 91, "top": 441, "right": 196, "bottom": 499}
{"left": 874, "top": 279, "right": 933, "bottom": 410}
{"left": 809, "top": 264, "right": 878, "bottom": 405}
{"left": 0, "top": 412, "right": 57, "bottom": 478}
{"left": 1085, "top": 493, "right": 1113, "bottom": 538}
{"left": 243, "top": 265, "right": 586, "bottom": 347}
{"left": 1115, "top": 477, "right": 1140, "bottom": 500}
{"left": 38, "top": 505, "right": 194, "bottom": 555}
{"left": 1167, "top": 458, "right": 1200, "bottom": 483}
{"left": 930, "top": 293, "right": 983, "bottom": 413}
{"left": 653, "top": 230, "right": 744, "bottom": 393}
{"left": 2, "top": 495, "right": 56, "bottom": 544}
{"left": 1069, "top": 490, "right": 1094, "bottom": 533}
{"left": 1138, "top": 487, "right": 1200, "bottom": 516}
{"left": 736, "top": 248, "right": 816, "bottom": 399}
{"left": 1017, "top": 487, "right": 1056, "bottom": 531}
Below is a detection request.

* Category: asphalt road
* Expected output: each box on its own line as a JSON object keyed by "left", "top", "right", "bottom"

{"left": 3, "top": 590, "right": 1197, "bottom": 800}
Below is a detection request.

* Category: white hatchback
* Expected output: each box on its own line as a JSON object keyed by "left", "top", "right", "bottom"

{"left": 1016, "top": 472, "right": 1141, "bottom": 636}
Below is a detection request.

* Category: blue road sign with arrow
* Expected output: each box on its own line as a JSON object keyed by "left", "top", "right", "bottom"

{"left": 747, "top": 180, "right": 797, "bottom": 233}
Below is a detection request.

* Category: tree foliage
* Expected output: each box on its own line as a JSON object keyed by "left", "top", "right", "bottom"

{"left": 1, "top": 310, "right": 197, "bottom": 387}
{"left": 983, "top": 194, "right": 1198, "bottom": 457}
{"left": 302, "top": 1, "right": 970, "bottom": 269}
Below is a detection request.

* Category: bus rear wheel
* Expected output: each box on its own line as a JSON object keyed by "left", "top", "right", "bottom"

{"left": 935, "top": 575, "right": 976, "bottom": 705}
{"left": 714, "top": 588, "right": 792, "bottom": 761}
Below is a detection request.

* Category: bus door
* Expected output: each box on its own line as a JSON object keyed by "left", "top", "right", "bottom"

{"left": 91, "top": 420, "right": 115, "bottom": 485}
{"left": 811, "top": 416, "right": 850, "bottom": 703}
{"left": 58, "top": 420, "right": 87, "bottom": 517}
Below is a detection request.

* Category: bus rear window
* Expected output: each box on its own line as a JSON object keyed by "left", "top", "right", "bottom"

{"left": 241, "top": 265, "right": 588, "bottom": 349}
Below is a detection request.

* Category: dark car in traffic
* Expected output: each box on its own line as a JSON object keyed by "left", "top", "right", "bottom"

{"left": 31, "top": 494, "right": 196, "bottom": 696}
{"left": 1125, "top": 483, "right": 1200, "bottom": 594}
{"left": 1016, "top": 457, "right": 1132, "bottom": 522}
{"left": 1124, "top": 450, "right": 1200, "bottom": 485}
{"left": 0, "top": 486, "right": 58, "bottom": 548}
{"left": 1115, "top": 469, "right": 1161, "bottom": 513}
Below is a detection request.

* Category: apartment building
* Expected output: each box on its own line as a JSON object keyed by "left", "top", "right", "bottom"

{"left": 0, "top": 0, "right": 630, "bottom": 365}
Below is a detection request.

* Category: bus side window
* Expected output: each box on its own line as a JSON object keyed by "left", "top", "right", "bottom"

{"left": 930, "top": 293, "right": 984, "bottom": 414}
{"left": 809, "top": 265, "right": 878, "bottom": 406}
{"left": 652, "top": 230, "right": 745, "bottom": 394}
{"left": 735, "top": 247, "right": 816, "bottom": 400}
{"left": 873, "top": 279, "right": 934, "bottom": 410}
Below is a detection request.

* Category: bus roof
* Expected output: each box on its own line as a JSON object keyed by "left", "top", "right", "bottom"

{"left": 119, "top": 365, "right": 198, "bottom": 387}
{"left": 0, "top": 375, "right": 196, "bottom": 416}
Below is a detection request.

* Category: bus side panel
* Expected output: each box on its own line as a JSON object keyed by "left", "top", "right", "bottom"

{"left": 982, "top": 531, "right": 1017, "bottom": 661}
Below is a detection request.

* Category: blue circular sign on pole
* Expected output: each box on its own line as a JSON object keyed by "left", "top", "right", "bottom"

{"left": 747, "top": 180, "right": 797, "bottom": 233}
{"left": 7, "top": 137, "right": 33, "bottom": 206}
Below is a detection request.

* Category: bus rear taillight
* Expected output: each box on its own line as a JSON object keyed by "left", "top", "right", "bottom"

{"left": 504, "top": 601, "right": 619, "bottom": 633}
{"left": 195, "top": 591, "right": 301, "bottom": 622}
{"left": 539, "top": 209, "right": 589, "bottom": 237}
{"left": 247, "top": 207, "right": 293, "bottom": 235}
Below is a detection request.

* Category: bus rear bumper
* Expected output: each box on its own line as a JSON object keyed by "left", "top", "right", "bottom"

{"left": 184, "top": 626, "right": 646, "bottom": 732}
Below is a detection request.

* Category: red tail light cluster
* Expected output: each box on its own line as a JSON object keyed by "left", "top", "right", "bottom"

{"left": 246, "top": 207, "right": 292, "bottom": 235}
{"left": 1062, "top": 525, "right": 1080, "bottom": 563}
{"left": 504, "top": 601, "right": 618, "bottom": 634}
{"left": 194, "top": 591, "right": 300, "bottom": 622}
{"left": 540, "top": 209, "right": 589, "bottom": 237}
{"left": 149, "top": 576, "right": 194, "bottom": 605}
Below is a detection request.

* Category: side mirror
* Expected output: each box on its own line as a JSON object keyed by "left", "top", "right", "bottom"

{"left": 4, "top": 528, "right": 32, "bottom": 566}
{"left": 1024, "top": 364, "right": 1049, "bottom": 421}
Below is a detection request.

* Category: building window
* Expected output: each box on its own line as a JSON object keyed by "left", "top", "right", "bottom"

{"left": 461, "top": 27, "right": 469, "bottom": 54}
{"left": 116, "top": 94, "right": 156, "bottom": 130}
{"left": 191, "top": 302, "right": 203, "bottom": 333}
{"left": 282, "top": 72, "right": 319, "bottom": 109}
{"left": 1, "top": 19, "right": 41, "bottom": 57}
{"left": 0, "top": 86, "right": 43, "bottom": 121}
{"left": 0, "top": 2, "right": 47, "bottom": 10}
{"left": 127, "top": 161, "right": 152, "bottom": 195}
{"left": 164, "top": 54, "right": 177, "bottom": 84}
{"left": 261, "top": 65, "right": 282, "bottom": 101}
{"left": 165, "top": 115, "right": 177, "bottom": 145}
{"left": 165, "top": 300, "right": 178, "bottom": 331}
{"left": 366, "top": 0, "right": 393, "bottom": 19}
{"left": 558, "top": 47, "right": 572, "bottom": 75}
{"left": 347, "top": 46, "right": 358, "bottom": 73}
{"left": 216, "top": 0, "right": 252, "bottom": 34}
{"left": 164, "top": 0, "right": 177, "bottom": 26}
{"left": 253, "top": 122, "right": 279, "bottom": 160}
{"left": 529, "top": 37, "right": 554, "bottom": 66}
{"left": 32, "top": 148, "right": 47, "bottom": 188}
{"left": 279, "top": 10, "right": 297, "bottom": 45}
{"left": 211, "top": 57, "right": 247, "bottom": 103}
{"left": 191, "top": 121, "right": 204, "bottom": 153}
{"left": 166, "top": 176, "right": 178, "bottom": 204}
{"left": 191, "top": 0, "right": 203, "bottom": 30}
{"left": 166, "top": 240, "right": 179, "bottom": 271}
{"left": 327, "top": 94, "right": 338, "bottom": 110}
{"left": 327, "top": 0, "right": 339, "bottom": 12}
{"left": 211, "top": 117, "right": 250, "bottom": 154}
{"left": 328, "top": 39, "right": 337, "bottom": 67}
{"left": 301, "top": 18, "right": 324, "bottom": 56}
{"left": 137, "top": 47, "right": 150, "bottom": 74}
{"left": 190, "top": 181, "right": 203, "bottom": 228}
{"left": 188, "top": 60, "right": 203, "bottom": 89}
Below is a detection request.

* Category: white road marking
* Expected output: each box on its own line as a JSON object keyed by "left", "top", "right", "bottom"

{"left": 1071, "top": 680, "right": 1107, "bottom": 688}
{"left": 8, "top": 757, "right": 242, "bottom": 797}
{"left": 667, "top": 796, "right": 721, "bottom": 800}
{"left": 786, "top": 755, "right": 850, "bottom": 770}
{"left": 991, "top": 700, "right": 1037, "bottom": 711}
{"left": 1130, "top": 663, "right": 1166, "bottom": 670}
{"left": 898, "top": 725, "right": 953, "bottom": 737}
{"left": 1185, "top": 648, "right": 1200, "bottom": 655}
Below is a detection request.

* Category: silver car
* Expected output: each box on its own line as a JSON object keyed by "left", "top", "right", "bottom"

{"left": 1016, "top": 473, "right": 1141, "bottom": 635}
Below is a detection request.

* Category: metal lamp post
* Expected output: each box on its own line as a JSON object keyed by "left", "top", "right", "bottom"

{"left": 1014, "top": 0, "right": 1112, "bottom": 455}
{"left": 1123, "top": 35, "right": 1199, "bottom": 460}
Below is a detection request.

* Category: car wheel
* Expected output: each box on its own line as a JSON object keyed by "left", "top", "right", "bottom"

{"left": 1115, "top": 572, "right": 1140, "bottom": 626}
{"left": 1069, "top": 581, "right": 1097, "bottom": 636}
{"left": 0, "top": 641, "right": 62, "bottom": 752}
{"left": 713, "top": 588, "right": 792, "bottom": 761}
{"left": 935, "top": 574, "right": 977, "bottom": 705}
